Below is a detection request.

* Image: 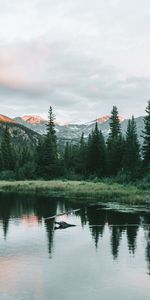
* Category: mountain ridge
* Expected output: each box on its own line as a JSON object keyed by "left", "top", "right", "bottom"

{"left": 0, "top": 117, "right": 41, "bottom": 148}
{"left": 0, "top": 113, "right": 145, "bottom": 144}
{"left": 0, "top": 114, "right": 17, "bottom": 123}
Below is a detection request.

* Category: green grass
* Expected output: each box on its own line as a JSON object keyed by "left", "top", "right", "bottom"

{"left": 0, "top": 180, "right": 150, "bottom": 205}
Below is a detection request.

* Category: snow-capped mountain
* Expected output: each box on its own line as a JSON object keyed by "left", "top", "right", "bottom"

{"left": 96, "top": 115, "right": 125, "bottom": 124}
{"left": 21, "top": 115, "right": 46, "bottom": 124}
{"left": 0, "top": 113, "right": 144, "bottom": 144}
{"left": 13, "top": 114, "right": 143, "bottom": 143}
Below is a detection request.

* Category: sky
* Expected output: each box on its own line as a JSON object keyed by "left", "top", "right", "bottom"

{"left": 0, "top": 0, "right": 150, "bottom": 123}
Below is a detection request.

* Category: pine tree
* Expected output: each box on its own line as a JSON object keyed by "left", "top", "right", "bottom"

{"left": 76, "top": 133, "right": 87, "bottom": 176}
{"left": 0, "top": 149, "right": 3, "bottom": 172}
{"left": 123, "top": 116, "right": 140, "bottom": 176}
{"left": 15, "top": 145, "right": 36, "bottom": 180}
{"left": 107, "top": 106, "right": 124, "bottom": 175}
{"left": 143, "top": 100, "right": 150, "bottom": 165}
{"left": 87, "top": 122, "right": 106, "bottom": 177}
{"left": 19, "top": 146, "right": 32, "bottom": 167}
{"left": 1, "top": 125, "right": 15, "bottom": 171}
{"left": 64, "top": 142, "right": 72, "bottom": 172}
{"left": 36, "top": 106, "right": 58, "bottom": 179}
{"left": 109, "top": 106, "right": 121, "bottom": 139}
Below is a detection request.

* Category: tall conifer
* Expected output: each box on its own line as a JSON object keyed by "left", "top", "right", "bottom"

{"left": 107, "top": 106, "right": 124, "bottom": 175}
{"left": 143, "top": 100, "right": 150, "bottom": 165}
{"left": 87, "top": 122, "right": 106, "bottom": 177}
{"left": 36, "top": 106, "right": 58, "bottom": 178}
{"left": 123, "top": 116, "right": 140, "bottom": 176}
{"left": 1, "top": 126, "right": 15, "bottom": 171}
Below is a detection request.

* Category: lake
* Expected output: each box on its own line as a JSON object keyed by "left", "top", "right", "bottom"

{"left": 0, "top": 193, "right": 150, "bottom": 300}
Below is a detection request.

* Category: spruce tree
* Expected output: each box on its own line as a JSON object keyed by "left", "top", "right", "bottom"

{"left": 143, "top": 100, "right": 150, "bottom": 166}
{"left": 76, "top": 133, "right": 87, "bottom": 176}
{"left": 109, "top": 106, "right": 121, "bottom": 139}
{"left": 0, "top": 149, "right": 3, "bottom": 172}
{"left": 1, "top": 125, "right": 15, "bottom": 171}
{"left": 123, "top": 116, "right": 140, "bottom": 177}
{"left": 36, "top": 106, "right": 58, "bottom": 179}
{"left": 87, "top": 122, "right": 106, "bottom": 177}
{"left": 64, "top": 142, "right": 72, "bottom": 172}
{"left": 107, "top": 106, "right": 124, "bottom": 175}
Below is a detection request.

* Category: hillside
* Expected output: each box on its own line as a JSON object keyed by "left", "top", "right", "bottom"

{"left": 0, "top": 120, "right": 41, "bottom": 148}
{"left": 0, "top": 114, "right": 16, "bottom": 123}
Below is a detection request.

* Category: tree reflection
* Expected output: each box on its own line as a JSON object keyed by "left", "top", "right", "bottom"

{"left": 110, "top": 226, "right": 122, "bottom": 259}
{"left": 0, "top": 193, "right": 15, "bottom": 239}
{"left": 1, "top": 194, "right": 150, "bottom": 275}
{"left": 86, "top": 206, "right": 105, "bottom": 248}
{"left": 0, "top": 193, "right": 58, "bottom": 257}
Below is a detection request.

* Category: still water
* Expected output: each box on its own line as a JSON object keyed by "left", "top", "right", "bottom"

{"left": 0, "top": 194, "right": 150, "bottom": 300}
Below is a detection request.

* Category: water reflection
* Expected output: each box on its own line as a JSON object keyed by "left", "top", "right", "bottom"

{"left": 0, "top": 194, "right": 150, "bottom": 277}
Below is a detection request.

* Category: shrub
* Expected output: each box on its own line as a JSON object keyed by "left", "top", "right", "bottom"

{"left": 0, "top": 170, "right": 16, "bottom": 180}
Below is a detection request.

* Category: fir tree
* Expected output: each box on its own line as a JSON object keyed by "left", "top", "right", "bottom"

{"left": 107, "top": 106, "right": 124, "bottom": 175}
{"left": 87, "top": 122, "right": 106, "bottom": 177}
{"left": 1, "top": 125, "right": 15, "bottom": 171}
{"left": 123, "top": 116, "right": 140, "bottom": 176}
{"left": 109, "top": 106, "right": 121, "bottom": 139}
{"left": 64, "top": 142, "right": 72, "bottom": 172}
{"left": 143, "top": 100, "right": 150, "bottom": 166}
{"left": 36, "top": 106, "right": 58, "bottom": 179}
{"left": 76, "top": 133, "right": 87, "bottom": 176}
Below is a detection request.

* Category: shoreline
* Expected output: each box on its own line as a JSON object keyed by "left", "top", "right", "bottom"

{"left": 0, "top": 180, "right": 150, "bottom": 205}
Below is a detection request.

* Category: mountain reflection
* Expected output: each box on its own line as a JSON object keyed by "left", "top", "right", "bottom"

{"left": 0, "top": 194, "right": 150, "bottom": 275}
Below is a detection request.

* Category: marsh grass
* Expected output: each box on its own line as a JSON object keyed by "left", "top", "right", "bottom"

{"left": 0, "top": 180, "right": 149, "bottom": 204}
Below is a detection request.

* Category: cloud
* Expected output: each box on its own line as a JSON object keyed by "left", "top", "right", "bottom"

{"left": 0, "top": 0, "right": 150, "bottom": 122}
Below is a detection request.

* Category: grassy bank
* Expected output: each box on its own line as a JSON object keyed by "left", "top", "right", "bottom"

{"left": 0, "top": 180, "right": 150, "bottom": 205}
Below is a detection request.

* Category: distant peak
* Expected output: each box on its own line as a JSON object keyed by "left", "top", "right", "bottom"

{"left": 96, "top": 115, "right": 125, "bottom": 123}
{"left": 0, "top": 114, "right": 16, "bottom": 123}
{"left": 96, "top": 115, "right": 111, "bottom": 123}
{"left": 21, "top": 115, "right": 47, "bottom": 125}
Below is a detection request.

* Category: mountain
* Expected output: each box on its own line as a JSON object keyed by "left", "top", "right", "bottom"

{"left": 14, "top": 116, "right": 47, "bottom": 135}
{"left": 21, "top": 115, "right": 46, "bottom": 125}
{"left": 0, "top": 114, "right": 16, "bottom": 123}
{"left": 14, "top": 114, "right": 144, "bottom": 144}
{"left": 96, "top": 115, "right": 125, "bottom": 123}
{"left": 0, "top": 118, "right": 40, "bottom": 148}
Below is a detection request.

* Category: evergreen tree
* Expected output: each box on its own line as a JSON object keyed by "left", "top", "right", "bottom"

{"left": 0, "top": 149, "right": 3, "bottom": 172}
{"left": 76, "top": 133, "right": 87, "bottom": 176}
{"left": 107, "top": 106, "right": 124, "bottom": 175}
{"left": 19, "top": 146, "right": 32, "bottom": 167}
{"left": 64, "top": 142, "right": 72, "bottom": 172}
{"left": 123, "top": 116, "right": 140, "bottom": 176}
{"left": 15, "top": 145, "right": 36, "bottom": 180}
{"left": 143, "top": 100, "right": 150, "bottom": 166}
{"left": 87, "top": 122, "right": 106, "bottom": 177}
{"left": 1, "top": 125, "right": 15, "bottom": 171}
{"left": 36, "top": 106, "right": 58, "bottom": 179}
{"left": 109, "top": 106, "right": 121, "bottom": 139}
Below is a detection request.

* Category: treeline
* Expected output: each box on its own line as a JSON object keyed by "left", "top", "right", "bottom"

{"left": 1, "top": 102, "right": 150, "bottom": 182}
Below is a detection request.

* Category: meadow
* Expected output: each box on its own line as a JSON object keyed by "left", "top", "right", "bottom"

{"left": 0, "top": 180, "right": 149, "bottom": 205}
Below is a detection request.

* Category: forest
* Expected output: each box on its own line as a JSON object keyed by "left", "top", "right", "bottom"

{"left": 1, "top": 101, "right": 150, "bottom": 184}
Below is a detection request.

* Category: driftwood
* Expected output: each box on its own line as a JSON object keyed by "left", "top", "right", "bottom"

{"left": 45, "top": 209, "right": 81, "bottom": 220}
{"left": 54, "top": 221, "right": 76, "bottom": 229}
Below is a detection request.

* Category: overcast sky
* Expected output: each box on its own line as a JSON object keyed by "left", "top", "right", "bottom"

{"left": 0, "top": 0, "right": 150, "bottom": 123}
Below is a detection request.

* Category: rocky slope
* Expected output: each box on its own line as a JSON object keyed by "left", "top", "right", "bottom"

{"left": 14, "top": 115, "right": 144, "bottom": 143}
{"left": 0, "top": 117, "right": 40, "bottom": 148}
{"left": 0, "top": 113, "right": 144, "bottom": 146}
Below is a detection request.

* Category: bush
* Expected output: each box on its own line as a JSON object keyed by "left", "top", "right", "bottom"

{"left": 137, "top": 174, "right": 150, "bottom": 190}
{"left": 0, "top": 170, "right": 16, "bottom": 180}
{"left": 16, "top": 162, "right": 36, "bottom": 180}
